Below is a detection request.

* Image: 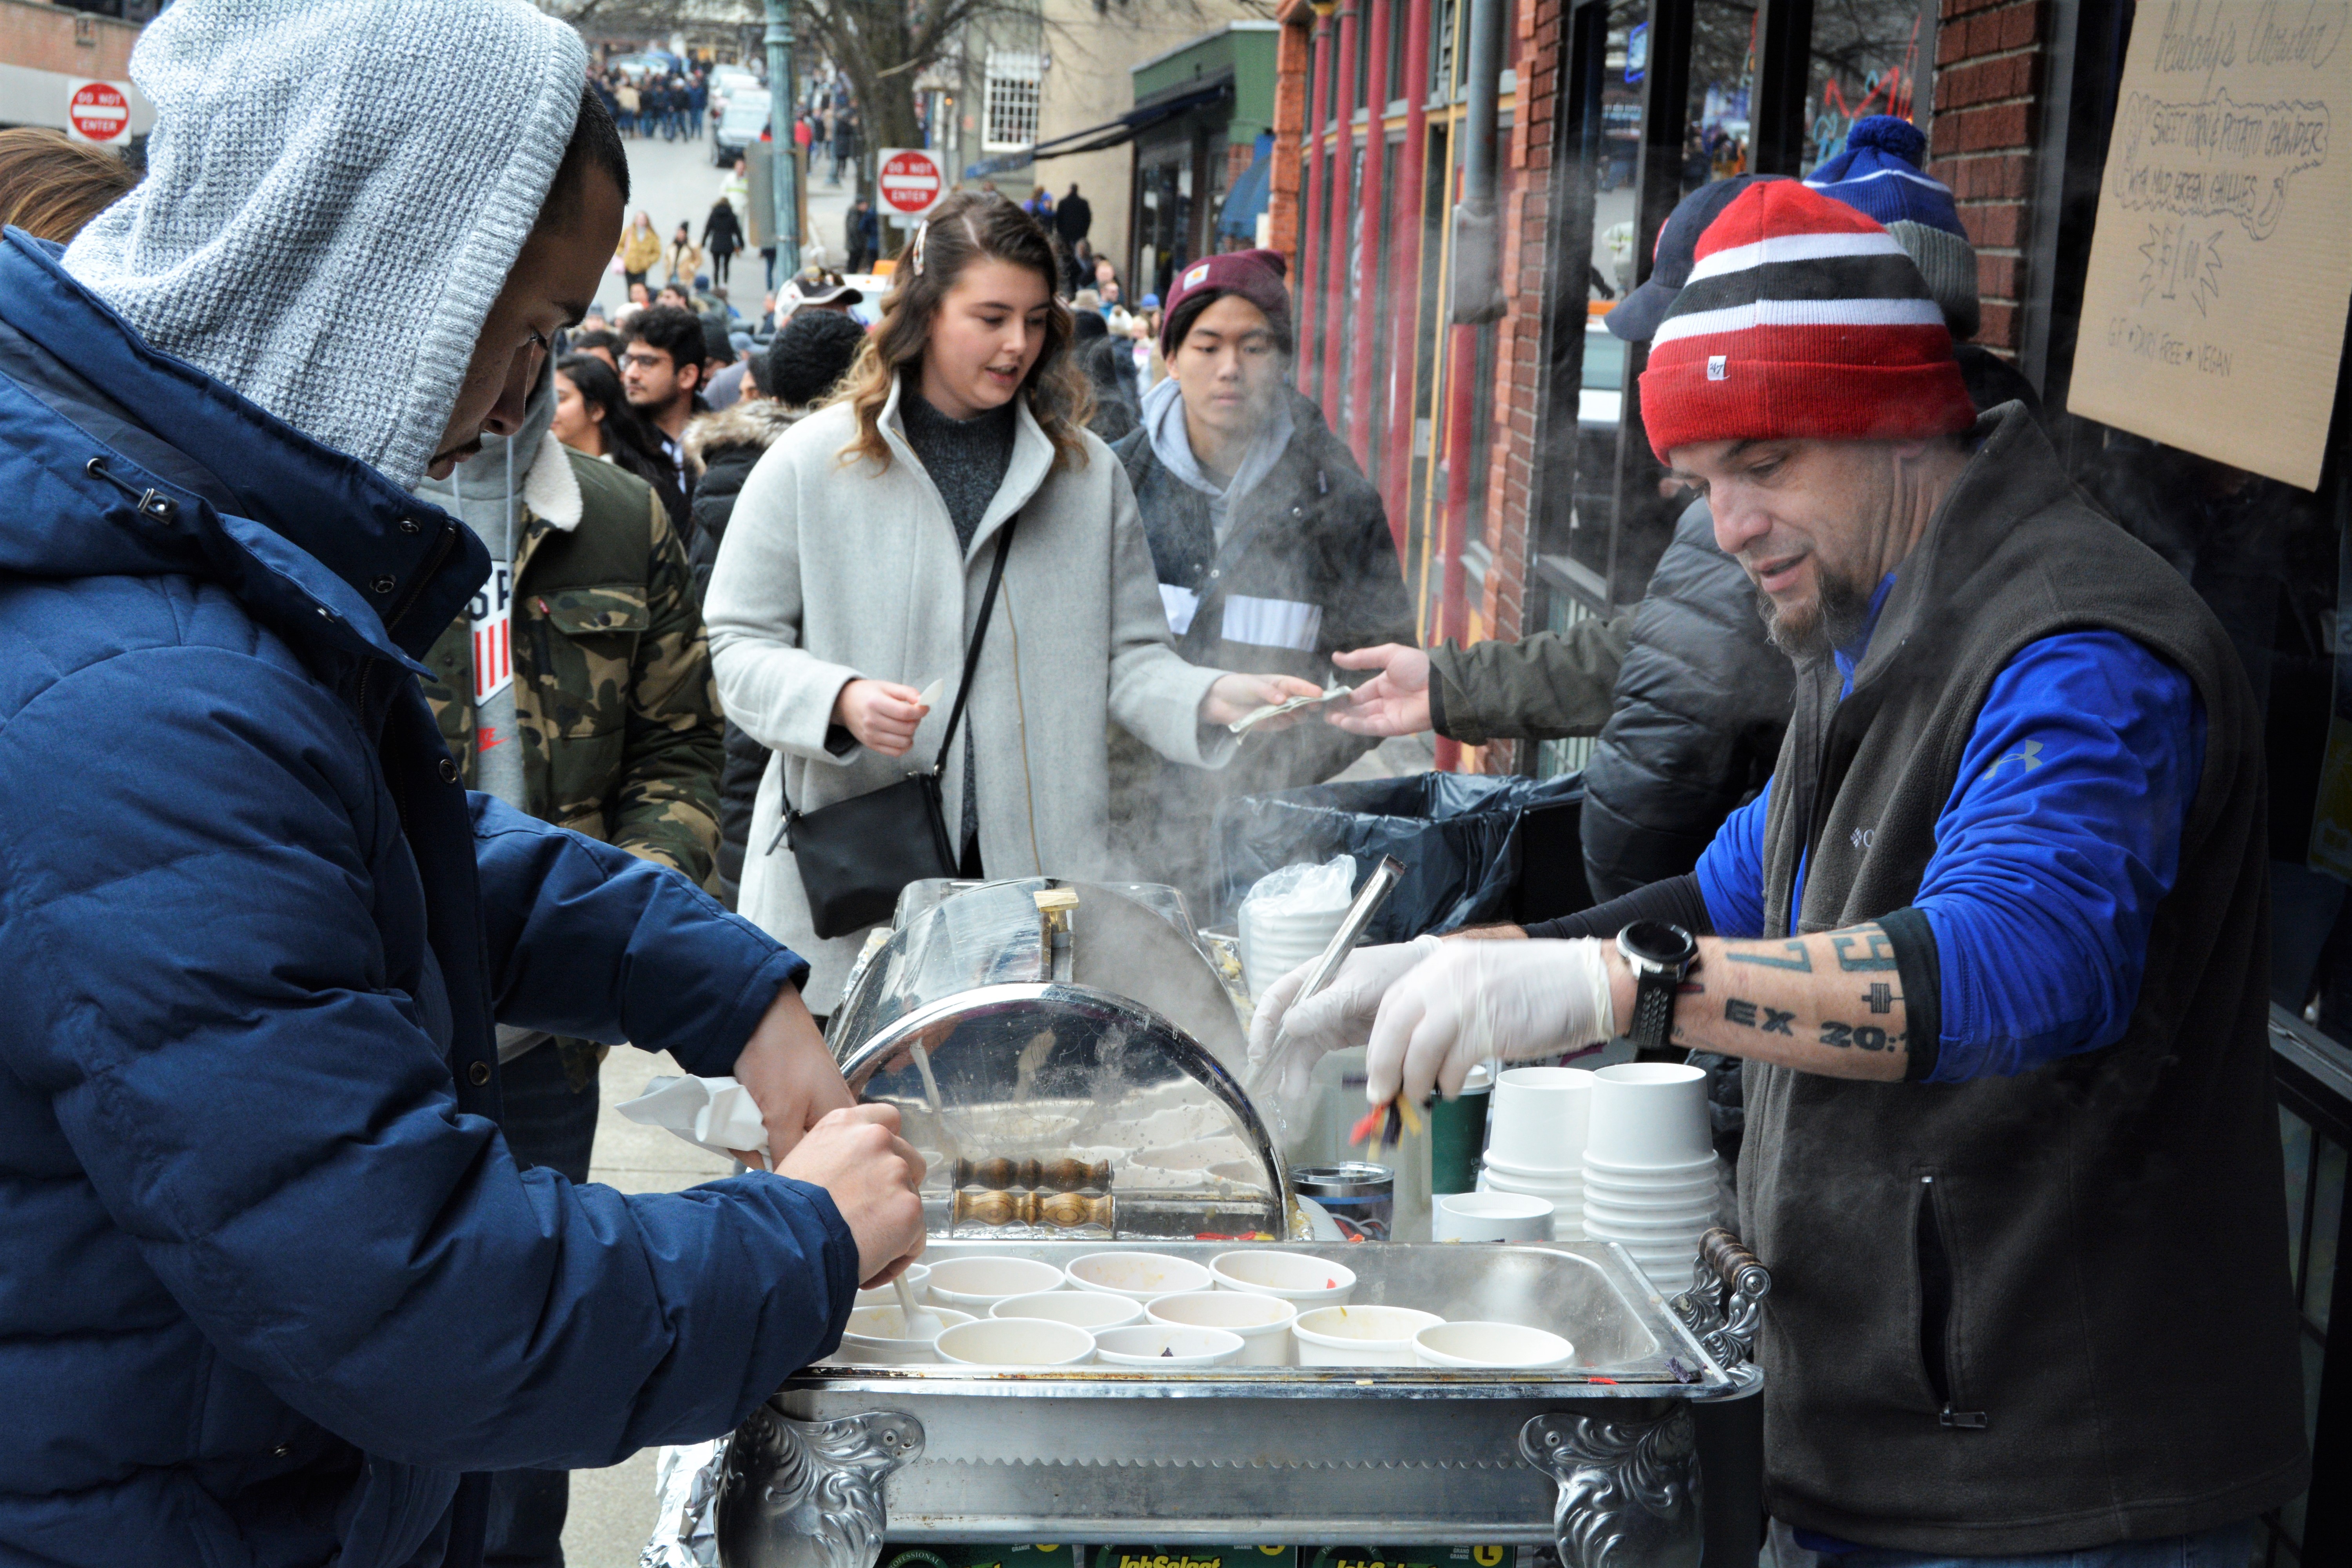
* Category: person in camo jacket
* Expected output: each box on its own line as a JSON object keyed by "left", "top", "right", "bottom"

{"left": 413, "top": 359, "right": 723, "bottom": 1563}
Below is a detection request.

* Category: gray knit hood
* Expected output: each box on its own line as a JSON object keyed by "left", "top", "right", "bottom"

{"left": 62, "top": 0, "right": 588, "bottom": 492}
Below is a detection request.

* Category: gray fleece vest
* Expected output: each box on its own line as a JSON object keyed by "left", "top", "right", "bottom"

{"left": 1737, "top": 408, "right": 2307, "bottom": 1553}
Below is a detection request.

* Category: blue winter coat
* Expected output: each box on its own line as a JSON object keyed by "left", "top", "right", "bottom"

{"left": 0, "top": 232, "right": 858, "bottom": 1568}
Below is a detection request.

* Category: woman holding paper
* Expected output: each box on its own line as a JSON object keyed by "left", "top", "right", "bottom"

{"left": 704, "top": 192, "right": 1316, "bottom": 1012}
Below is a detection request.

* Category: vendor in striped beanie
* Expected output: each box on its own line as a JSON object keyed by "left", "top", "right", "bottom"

{"left": 1637, "top": 179, "right": 1976, "bottom": 463}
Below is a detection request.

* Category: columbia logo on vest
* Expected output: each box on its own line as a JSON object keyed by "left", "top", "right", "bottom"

{"left": 1850, "top": 826, "right": 1875, "bottom": 850}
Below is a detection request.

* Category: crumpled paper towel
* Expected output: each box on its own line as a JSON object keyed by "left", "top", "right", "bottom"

{"left": 616, "top": 1074, "right": 768, "bottom": 1158}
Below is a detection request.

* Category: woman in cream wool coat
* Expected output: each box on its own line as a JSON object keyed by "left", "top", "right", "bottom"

{"left": 705, "top": 191, "right": 1317, "bottom": 1011}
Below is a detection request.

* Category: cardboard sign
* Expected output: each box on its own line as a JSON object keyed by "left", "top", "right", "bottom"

{"left": 2065, "top": 0, "right": 2350, "bottom": 490}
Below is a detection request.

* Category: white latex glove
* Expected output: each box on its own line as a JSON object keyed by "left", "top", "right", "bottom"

{"left": 1365, "top": 938, "right": 1619, "bottom": 1105}
{"left": 1247, "top": 935, "right": 1443, "bottom": 1109}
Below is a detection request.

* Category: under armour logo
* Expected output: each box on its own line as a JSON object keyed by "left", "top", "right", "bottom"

{"left": 1984, "top": 739, "right": 2044, "bottom": 779}
{"left": 1850, "top": 826, "right": 1875, "bottom": 850}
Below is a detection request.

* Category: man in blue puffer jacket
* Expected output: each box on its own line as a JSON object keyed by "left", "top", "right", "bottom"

{"left": 0, "top": 5, "right": 926, "bottom": 1567}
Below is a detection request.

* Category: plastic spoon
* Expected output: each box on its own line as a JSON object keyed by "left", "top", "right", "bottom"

{"left": 892, "top": 1271, "right": 943, "bottom": 1340}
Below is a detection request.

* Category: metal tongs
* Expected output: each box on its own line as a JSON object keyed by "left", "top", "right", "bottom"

{"left": 1241, "top": 855, "right": 1406, "bottom": 1103}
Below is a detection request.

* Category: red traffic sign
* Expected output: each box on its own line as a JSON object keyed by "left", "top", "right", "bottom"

{"left": 877, "top": 147, "right": 945, "bottom": 217}
{"left": 66, "top": 80, "right": 130, "bottom": 145}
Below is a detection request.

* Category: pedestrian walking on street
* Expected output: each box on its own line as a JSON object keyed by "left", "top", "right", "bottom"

{"left": 662, "top": 220, "right": 703, "bottom": 292}
{"left": 554, "top": 350, "right": 688, "bottom": 528}
{"left": 614, "top": 74, "right": 640, "bottom": 135}
{"left": 621, "top": 302, "right": 713, "bottom": 496}
{"left": 832, "top": 104, "right": 858, "bottom": 185}
{"left": 1106, "top": 247, "right": 1415, "bottom": 911}
{"left": 702, "top": 190, "right": 1321, "bottom": 1012}
{"left": 0, "top": 3, "right": 924, "bottom": 1565}
{"left": 617, "top": 207, "right": 660, "bottom": 292}
{"left": 1054, "top": 181, "right": 1091, "bottom": 251}
{"left": 845, "top": 194, "right": 878, "bottom": 273}
{"left": 681, "top": 308, "right": 869, "bottom": 906}
{"left": 704, "top": 192, "right": 744, "bottom": 288}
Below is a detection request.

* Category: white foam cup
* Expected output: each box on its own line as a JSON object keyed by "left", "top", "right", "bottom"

{"left": 1412, "top": 1320, "right": 1576, "bottom": 1369}
{"left": 1484, "top": 1066, "right": 1594, "bottom": 1172}
{"left": 1065, "top": 1251, "right": 1214, "bottom": 1301}
{"left": 925, "top": 1255, "right": 1067, "bottom": 1309}
{"left": 991, "top": 1291, "right": 1144, "bottom": 1330}
{"left": 1146, "top": 1291, "right": 1298, "bottom": 1364}
{"left": 1584, "top": 1063, "right": 1712, "bottom": 1168}
{"left": 1093, "top": 1324, "right": 1247, "bottom": 1367}
{"left": 835, "top": 1304, "right": 974, "bottom": 1365}
{"left": 1210, "top": 1250, "right": 1356, "bottom": 1307}
{"left": 853, "top": 1262, "right": 931, "bottom": 1308}
{"left": 934, "top": 1316, "right": 1096, "bottom": 1367}
{"left": 1291, "top": 1305, "right": 1444, "bottom": 1366}
{"left": 1435, "top": 1191, "right": 1554, "bottom": 1243}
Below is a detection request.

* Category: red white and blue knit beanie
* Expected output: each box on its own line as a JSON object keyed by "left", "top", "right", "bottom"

{"left": 1637, "top": 180, "right": 1976, "bottom": 461}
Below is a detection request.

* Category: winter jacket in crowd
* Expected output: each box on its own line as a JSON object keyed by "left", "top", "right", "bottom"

{"left": 682, "top": 397, "right": 812, "bottom": 904}
{"left": 704, "top": 199, "right": 744, "bottom": 260}
{"left": 705, "top": 371, "right": 1237, "bottom": 1011}
{"left": 618, "top": 220, "right": 662, "bottom": 276}
{"left": 663, "top": 238, "right": 704, "bottom": 289}
{"left": 417, "top": 432, "right": 722, "bottom": 880}
{"left": 0, "top": 232, "right": 851, "bottom": 1568}
{"left": 1109, "top": 385, "right": 1416, "bottom": 911}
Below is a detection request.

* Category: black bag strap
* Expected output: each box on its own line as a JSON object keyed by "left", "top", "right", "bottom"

{"left": 928, "top": 514, "right": 1018, "bottom": 779}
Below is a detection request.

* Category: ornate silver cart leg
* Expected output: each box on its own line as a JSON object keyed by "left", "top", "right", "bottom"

{"left": 1670, "top": 1225, "right": 1772, "bottom": 1397}
{"left": 1520, "top": 1405, "right": 1702, "bottom": 1568}
{"left": 715, "top": 1405, "right": 924, "bottom": 1568}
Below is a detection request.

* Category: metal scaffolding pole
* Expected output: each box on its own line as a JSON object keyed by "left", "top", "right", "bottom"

{"left": 764, "top": 0, "right": 801, "bottom": 279}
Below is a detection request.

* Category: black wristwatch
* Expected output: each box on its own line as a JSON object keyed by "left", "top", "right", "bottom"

{"left": 1617, "top": 920, "right": 1699, "bottom": 1062}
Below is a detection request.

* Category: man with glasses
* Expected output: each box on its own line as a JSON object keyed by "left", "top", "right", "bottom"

{"left": 621, "top": 303, "right": 711, "bottom": 495}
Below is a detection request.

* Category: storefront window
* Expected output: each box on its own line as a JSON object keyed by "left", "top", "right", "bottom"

{"left": 1801, "top": 0, "right": 1937, "bottom": 172}
{"left": 1682, "top": 0, "right": 1757, "bottom": 191}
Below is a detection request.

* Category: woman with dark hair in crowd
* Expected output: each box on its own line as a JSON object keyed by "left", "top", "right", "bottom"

{"left": 550, "top": 351, "right": 686, "bottom": 530}
{"left": 704, "top": 189, "right": 1319, "bottom": 1014}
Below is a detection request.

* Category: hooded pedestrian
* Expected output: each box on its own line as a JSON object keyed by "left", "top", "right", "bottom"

{"left": 0, "top": 4, "right": 924, "bottom": 1566}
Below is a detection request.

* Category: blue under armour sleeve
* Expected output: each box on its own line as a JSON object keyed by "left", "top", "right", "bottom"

{"left": 1695, "top": 786, "right": 1772, "bottom": 939}
{"left": 1913, "top": 631, "right": 2204, "bottom": 1082}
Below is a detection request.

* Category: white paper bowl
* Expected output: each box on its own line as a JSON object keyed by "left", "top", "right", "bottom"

{"left": 991, "top": 1291, "right": 1144, "bottom": 1329}
{"left": 1480, "top": 1149, "right": 1586, "bottom": 1181}
{"left": 933, "top": 1316, "right": 1097, "bottom": 1367}
{"left": 1580, "top": 1148, "right": 1718, "bottom": 1181}
{"left": 1291, "top": 1305, "right": 1444, "bottom": 1366}
{"left": 1584, "top": 1063, "right": 1713, "bottom": 1169}
{"left": 1581, "top": 1197, "right": 1716, "bottom": 1229}
{"left": 1580, "top": 1163, "right": 1717, "bottom": 1199}
{"left": 1479, "top": 1165, "right": 1586, "bottom": 1197}
{"left": 853, "top": 1263, "right": 932, "bottom": 1309}
{"left": 1412, "top": 1320, "right": 1577, "bottom": 1369}
{"left": 1434, "top": 1191, "right": 1555, "bottom": 1243}
{"left": 925, "top": 1255, "right": 1067, "bottom": 1308}
{"left": 1093, "top": 1324, "right": 1247, "bottom": 1367}
{"left": 1146, "top": 1291, "right": 1298, "bottom": 1364}
{"left": 1065, "top": 1251, "right": 1214, "bottom": 1301}
{"left": 1210, "top": 1250, "right": 1356, "bottom": 1307}
{"left": 1485, "top": 1066, "right": 1595, "bottom": 1172}
{"left": 836, "top": 1304, "right": 975, "bottom": 1365}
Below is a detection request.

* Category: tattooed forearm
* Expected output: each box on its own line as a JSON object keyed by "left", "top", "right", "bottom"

{"left": 1724, "top": 939, "right": 1813, "bottom": 972}
{"left": 1657, "top": 922, "right": 1912, "bottom": 1082}
{"left": 1830, "top": 929, "right": 1898, "bottom": 971}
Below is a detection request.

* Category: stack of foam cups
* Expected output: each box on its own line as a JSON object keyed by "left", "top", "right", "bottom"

{"left": 1475, "top": 1066, "right": 1592, "bottom": 1241}
{"left": 1580, "top": 1063, "right": 1718, "bottom": 1290}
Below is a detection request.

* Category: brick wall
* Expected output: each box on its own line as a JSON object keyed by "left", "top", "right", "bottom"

{"left": 1267, "top": 4, "right": 1312, "bottom": 256}
{"left": 0, "top": 0, "right": 140, "bottom": 80}
{"left": 1926, "top": 0, "right": 2043, "bottom": 352}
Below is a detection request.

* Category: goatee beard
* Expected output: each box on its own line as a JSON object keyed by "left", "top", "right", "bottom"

{"left": 1759, "top": 567, "right": 1875, "bottom": 662}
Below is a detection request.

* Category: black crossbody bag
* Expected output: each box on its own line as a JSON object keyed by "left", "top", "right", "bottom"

{"left": 773, "top": 518, "right": 1017, "bottom": 939}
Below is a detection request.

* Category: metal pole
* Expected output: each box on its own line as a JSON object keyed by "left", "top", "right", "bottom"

{"left": 764, "top": 0, "right": 801, "bottom": 278}
{"left": 1346, "top": 0, "right": 1392, "bottom": 469}
{"left": 1319, "top": 0, "right": 1360, "bottom": 414}
{"left": 1296, "top": 3, "right": 1337, "bottom": 396}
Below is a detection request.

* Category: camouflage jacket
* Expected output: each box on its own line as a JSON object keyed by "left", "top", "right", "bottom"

{"left": 420, "top": 440, "right": 722, "bottom": 882}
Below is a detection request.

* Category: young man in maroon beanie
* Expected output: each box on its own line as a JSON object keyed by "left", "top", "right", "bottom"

{"left": 1256, "top": 183, "right": 2305, "bottom": 1561}
{"left": 1103, "top": 247, "right": 1415, "bottom": 915}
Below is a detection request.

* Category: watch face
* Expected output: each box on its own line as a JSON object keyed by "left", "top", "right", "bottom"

{"left": 1621, "top": 920, "right": 1698, "bottom": 968}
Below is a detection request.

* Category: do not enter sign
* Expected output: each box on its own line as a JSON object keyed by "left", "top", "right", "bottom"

{"left": 877, "top": 148, "right": 945, "bottom": 218}
{"left": 66, "top": 80, "right": 131, "bottom": 145}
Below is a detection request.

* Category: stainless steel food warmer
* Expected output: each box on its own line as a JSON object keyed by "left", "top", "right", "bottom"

{"left": 713, "top": 880, "right": 1770, "bottom": 1568}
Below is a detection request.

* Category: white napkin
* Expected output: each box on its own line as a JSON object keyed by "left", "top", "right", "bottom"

{"left": 617, "top": 1074, "right": 769, "bottom": 1157}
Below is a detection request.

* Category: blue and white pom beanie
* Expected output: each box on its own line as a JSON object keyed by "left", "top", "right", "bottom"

{"left": 1804, "top": 115, "right": 1980, "bottom": 341}
{"left": 64, "top": 0, "right": 588, "bottom": 492}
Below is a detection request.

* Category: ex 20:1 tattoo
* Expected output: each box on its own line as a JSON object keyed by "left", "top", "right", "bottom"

{"left": 1722, "top": 998, "right": 1795, "bottom": 1035}
{"left": 1819, "top": 1020, "right": 1902, "bottom": 1052}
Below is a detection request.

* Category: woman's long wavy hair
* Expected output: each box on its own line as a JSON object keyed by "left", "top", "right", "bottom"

{"left": 833, "top": 189, "right": 1093, "bottom": 472}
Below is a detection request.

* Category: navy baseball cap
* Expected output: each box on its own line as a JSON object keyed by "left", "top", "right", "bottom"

{"left": 1605, "top": 174, "right": 1788, "bottom": 343}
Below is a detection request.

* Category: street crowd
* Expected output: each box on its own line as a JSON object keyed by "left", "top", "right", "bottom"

{"left": 0, "top": 2, "right": 2310, "bottom": 1567}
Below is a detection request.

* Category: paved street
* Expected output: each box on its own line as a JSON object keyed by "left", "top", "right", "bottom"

{"left": 595, "top": 114, "right": 859, "bottom": 321}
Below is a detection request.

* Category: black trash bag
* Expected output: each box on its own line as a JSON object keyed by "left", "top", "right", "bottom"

{"left": 1214, "top": 772, "right": 1586, "bottom": 940}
